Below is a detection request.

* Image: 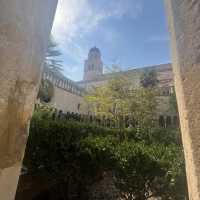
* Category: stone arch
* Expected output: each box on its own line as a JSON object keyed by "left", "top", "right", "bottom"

{"left": 166, "top": 116, "right": 172, "bottom": 128}
{"left": 0, "top": 1, "right": 200, "bottom": 199}
{"left": 159, "top": 115, "right": 165, "bottom": 127}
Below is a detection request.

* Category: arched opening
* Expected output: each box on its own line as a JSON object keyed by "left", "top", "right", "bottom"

{"left": 2, "top": 0, "right": 197, "bottom": 199}
{"left": 166, "top": 116, "right": 172, "bottom": 128}
{"left": 173, "top": 115, "right": 178, "bottom": 127}
{"left": 159, "top": 115, "right": 165, "bottom": 127}
{"left": 17, "top": 0, "right": 189, "bottom": 198}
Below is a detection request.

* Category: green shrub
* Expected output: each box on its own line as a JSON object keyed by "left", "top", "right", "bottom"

{"left": 23, "top": 109, "right": 188, "bottom": 200}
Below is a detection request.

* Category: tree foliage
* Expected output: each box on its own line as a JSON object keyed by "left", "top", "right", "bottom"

{"left": 37, "top": 79, "right": 54, "bottom": 103}
{"left": 38, "top": 36, "right": 63, "bottom": 102}
{"left": 44, "top": 36, "right": 63, "bottom": 75}
{"left": 85, "top": 72, "right": 157, "bottom": 130}
{"left": 140, "top": 69, "right": 159, "bottom": 88}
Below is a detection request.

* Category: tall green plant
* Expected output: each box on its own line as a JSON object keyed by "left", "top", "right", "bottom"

{"left": 44, "top": 36, "right": 63, "bottom": 75}
{"left": 85, "top": 72, "right": 157, "bottom": 132}
{"left": 38, "top": 36, "right": 63, "bottom": 102}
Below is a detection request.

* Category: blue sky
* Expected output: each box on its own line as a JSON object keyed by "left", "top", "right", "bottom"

{"left": 51, "top": 0, "right": 170, "bottom": 81}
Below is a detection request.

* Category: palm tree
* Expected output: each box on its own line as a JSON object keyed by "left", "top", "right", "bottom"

{"left": 44, "top": 36, "right": 63, "bottom": 75}
{"left": 38, "top": 36, "right": 63, "bottom": 102}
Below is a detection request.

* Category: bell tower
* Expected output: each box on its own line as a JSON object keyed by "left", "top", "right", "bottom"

{"left": 83, "top": 47, "right": 103, "bottom": 81}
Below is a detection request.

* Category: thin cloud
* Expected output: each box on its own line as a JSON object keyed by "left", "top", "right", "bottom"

{"left": 51, "top": 0, "right": 143, "bottom": 79}
{"left": 52, "top": 0, "right": 143, "bottom": 42}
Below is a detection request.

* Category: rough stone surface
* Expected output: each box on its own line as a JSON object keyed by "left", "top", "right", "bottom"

{"left": 165, "top": 0, "right": 200, "bottom": 199}
{"left": 51, "top": 86, "right": 87, "bottom": 113}
{"left": 0, "top": 0, "right": 57, "bottom": 199}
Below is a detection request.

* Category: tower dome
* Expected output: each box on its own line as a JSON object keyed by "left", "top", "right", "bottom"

{"left": 89, "top": 46, "right": 100, "bottom": 53}
{"left": 83, "top": 47, "right": 103, "bottom": 81}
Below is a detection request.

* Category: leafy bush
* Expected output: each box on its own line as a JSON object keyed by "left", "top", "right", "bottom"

{"left": 80, "top": 137, "right": 187, "bottom": 200}
{"left": 23, "top": 109, "right": 188, "bottom": 199}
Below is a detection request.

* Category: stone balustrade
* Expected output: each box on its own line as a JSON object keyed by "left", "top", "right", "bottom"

{"left": 43, "top": 71, "right": 85, "bottom": 97}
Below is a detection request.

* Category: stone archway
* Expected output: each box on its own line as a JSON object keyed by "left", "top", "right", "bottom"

{"left": 0, "top": 0, "right": 200, "bottom": 199}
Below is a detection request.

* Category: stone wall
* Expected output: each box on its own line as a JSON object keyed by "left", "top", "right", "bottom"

{"left": 51, "top": 86, "right": 86, "bottom": 113}
{"left": 0, "top": 1, "right": 57, "bottom": 199}
{"left": 165, "top": 0, "right": 200, "bottom": 199}
{"left": 43, "top": 71, "right": 87, "bottom": 113}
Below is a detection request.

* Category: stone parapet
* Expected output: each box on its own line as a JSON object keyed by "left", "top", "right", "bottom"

{"left": 43, "top": 71, "right": 85, "bottom": 97}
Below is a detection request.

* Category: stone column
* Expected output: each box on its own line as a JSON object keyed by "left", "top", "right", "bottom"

{"left": 0, "top": 0, "right": 57, "bottom": 199}
{"left": 165, "top": 0, "right": 200, "bottom": 199}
